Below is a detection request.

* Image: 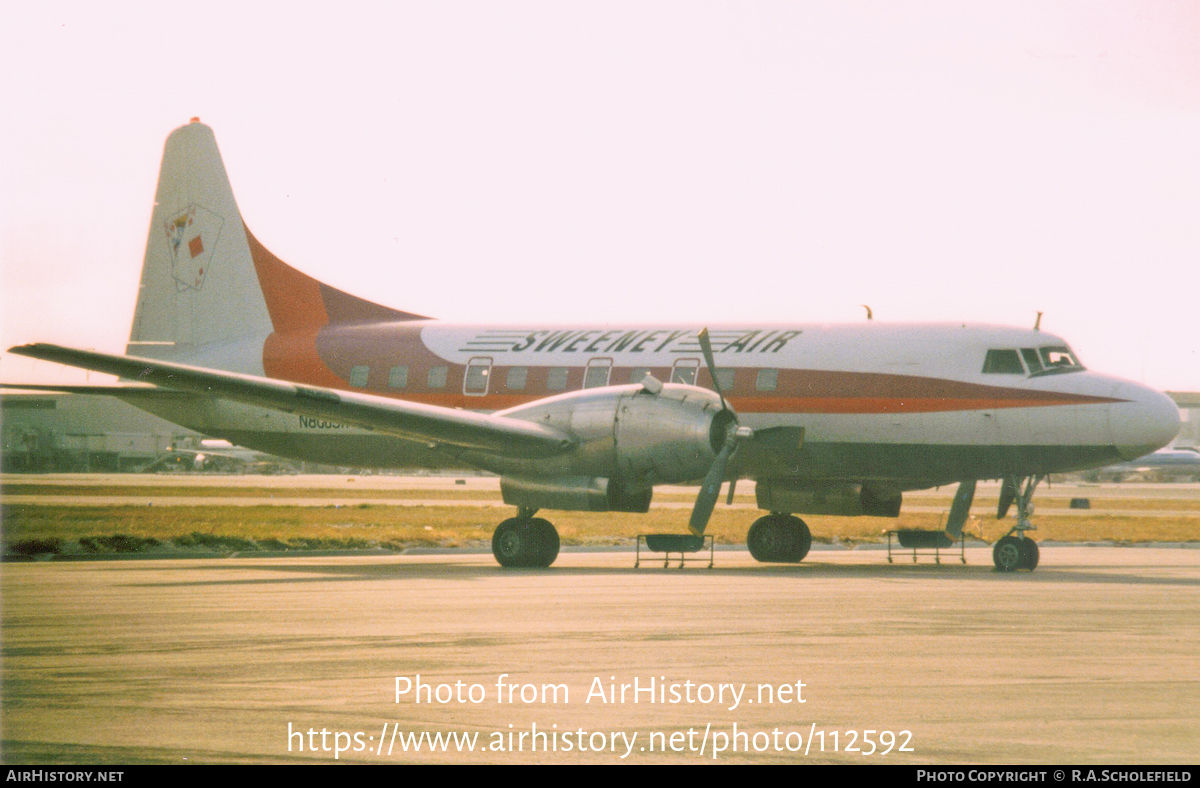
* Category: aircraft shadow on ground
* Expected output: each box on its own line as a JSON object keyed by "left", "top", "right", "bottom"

{"left": 117, "top": 558, "right": 1200, "bottom": 589}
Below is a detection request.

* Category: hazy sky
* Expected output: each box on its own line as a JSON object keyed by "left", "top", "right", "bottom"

{"left": 2, "top": 1, "right": 1198, "bottom": 390}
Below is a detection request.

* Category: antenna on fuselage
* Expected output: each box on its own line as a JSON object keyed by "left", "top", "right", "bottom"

{"left": 1034, "top": 311, "right": 1043, "bottom": 331}
{"left": 861, "top": 305, "right": 873, "bottom": 320}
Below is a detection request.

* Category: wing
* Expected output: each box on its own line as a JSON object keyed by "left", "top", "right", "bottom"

{"left": 0, "top": 382, "right": 170, "bottom": 394}
{"left": 6, "top": 343, "right": 574, "bottom": 459}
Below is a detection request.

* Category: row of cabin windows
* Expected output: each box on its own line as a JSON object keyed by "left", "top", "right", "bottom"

{"left": 346, "top": 365, "right": 780, "bottom": 392}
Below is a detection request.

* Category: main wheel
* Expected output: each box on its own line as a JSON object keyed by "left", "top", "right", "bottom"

{"left": 747, "top": 516, "right": 777, "bottom": 562}
{"left": 1020, "top": 537, "right": 1039, "bottom": 571}
{"left": 785, "top": 515, "right": 813, "bottom": 562}
{"left": 529, "top": 518, "right": 560, "bottom": 568}
{"left": 492, "top": 518, "right": 560, "bottom": 568}
{"left": 747, "top": 515, "right": 812, "bottom": 563}
{"left": 993, "top": 535, "right": 1024, "bottom": 572}
{"left": 492, "top": 518, "right": 534, "bottom": 568}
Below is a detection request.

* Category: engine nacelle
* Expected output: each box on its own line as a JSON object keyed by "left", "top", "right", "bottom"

{"left": 496, "top": 382, "right": 729, "bottom": 487}
{"left": 756, "top": 479, "right": 903, "bottom": 517}
{"left": 500, "top": 476, "right": 653, "bottom": 513}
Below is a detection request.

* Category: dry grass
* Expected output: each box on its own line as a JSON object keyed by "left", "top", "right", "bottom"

{"left": 0, "top": 484, "right": 504, "bottom": 500}
{"left": 6, "top": 483, "right": 1200, "bottom": 512}
{"left": 2, "top": 502, "right": 1197, "bottom": 555}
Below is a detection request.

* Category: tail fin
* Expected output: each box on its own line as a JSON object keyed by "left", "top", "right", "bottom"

{"left": 128, "top": 119, "right": 425, "bottom": 371}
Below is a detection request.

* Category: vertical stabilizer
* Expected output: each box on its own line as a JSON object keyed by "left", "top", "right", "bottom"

{"left": 128, "top": 120, "right": 429, "bottom": 378}
{"left": 128, "top": 120, "right": 272, "bottom": 362}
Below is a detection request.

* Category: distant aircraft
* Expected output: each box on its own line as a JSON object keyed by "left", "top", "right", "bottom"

{"left": 144, "top": 438, "right": 295, "bottom": 474}
{"left": 1082, "top": 447, "right": 1200, "bottom": 483}
{"left": 5, "top": 121, "right": 1181, "bottom": 571}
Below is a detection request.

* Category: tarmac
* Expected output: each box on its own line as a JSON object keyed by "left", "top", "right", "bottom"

{"left": 2, "top": 546, "right": 1198, "bottom": 764}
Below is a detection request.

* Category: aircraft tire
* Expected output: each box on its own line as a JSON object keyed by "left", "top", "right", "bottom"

{"left": 747, "top": 515, "right": 812, "bottom": 563}
{"left": 992, "top": 536, "right": 1024, "bottom": 572}
{"left": 786, "top": 516, "right": 813, "bottom": 563}
{"left": 746, "top": 516, "right": 776, "bottom": 562}
{"left": 529, "top": 518, "right": 560, "bottom": 568}
{"left": 1020, "top": 537, "right": 1039, "bottom": 571}
{"left": 492, "top": 518, "right": 536, "bottom": 568}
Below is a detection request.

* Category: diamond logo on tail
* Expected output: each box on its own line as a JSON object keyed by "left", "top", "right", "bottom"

{"left": 164, "top": 203, "right": 224, "bottom": 291}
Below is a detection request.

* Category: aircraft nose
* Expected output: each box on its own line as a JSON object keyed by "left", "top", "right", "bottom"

{"left": 1109, "top": 383, "right": 1181, "bottom": 461}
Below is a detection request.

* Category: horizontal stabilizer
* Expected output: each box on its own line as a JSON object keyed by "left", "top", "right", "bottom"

{"left": 7, "top": 343, "right": 574, "bottom": 459}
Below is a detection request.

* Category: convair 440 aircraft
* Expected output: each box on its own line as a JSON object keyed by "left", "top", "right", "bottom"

{"left": 8, "top": 120, "right": 1181, "bottom": 572}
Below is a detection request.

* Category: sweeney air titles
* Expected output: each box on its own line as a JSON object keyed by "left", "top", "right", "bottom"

{"left": 456, "top": 328, "right": 802, "bottom": 356}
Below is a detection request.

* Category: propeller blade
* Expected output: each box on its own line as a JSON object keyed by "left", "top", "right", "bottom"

{"left": 726, "top": 476, "right": 738, "bottom": 505}
{"left": 944, "top": 479, "right": 976, "bottom": 538}
{"left": 689, "top": 437, "right": 738, "bottom": 536}
{"left": 696, "top": 327, "right": 727, "bottom": 411}
{"left": 997, "top": 477, "right": 1017, "bottom": 519}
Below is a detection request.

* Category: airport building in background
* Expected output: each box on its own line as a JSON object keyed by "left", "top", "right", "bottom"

{"left": 1167, "top": 392, "right": 1198, "bottom": 450}
{"left": 1, "top": 391, "right": 200, "bottom": 472}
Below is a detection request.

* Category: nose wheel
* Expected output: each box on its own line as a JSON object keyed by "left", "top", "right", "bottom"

{"left": 993, "top": 474, "right": 1043, "bottom": 572}
{"left": 992, "top": 534, "right": 1039, "bottom": 572}
{"left": 492, "top": 510, "right": 560, "bottom": 568}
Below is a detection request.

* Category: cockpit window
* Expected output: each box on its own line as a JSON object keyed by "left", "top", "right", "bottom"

{"left": 1031, "top": 345, "right": 1084, "bottom": 376}
{"left": 982, "top": 349, "right": 1024, "bottom": 374}
{"left": 1040, "top": 346, "right": 1079, "bottom": 368}
{"left": 1020, "top": 348, "right": 1042, "bottom": 373}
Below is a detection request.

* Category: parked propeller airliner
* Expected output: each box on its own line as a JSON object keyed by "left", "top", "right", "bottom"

{"left": 6, "top": 120, "right": 1181, "bottom": 571}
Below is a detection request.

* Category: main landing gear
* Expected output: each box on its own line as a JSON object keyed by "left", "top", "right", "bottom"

{"left": 992, "top": 474, "right": 1043, "bottom": 572}
{"left": 491, "top": 508, "right": 560, "bottom": 568}
{"left": 746, "top": 513, "right": 812, "bottom": 563}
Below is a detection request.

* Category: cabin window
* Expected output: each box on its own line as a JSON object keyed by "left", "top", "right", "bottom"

{"left": 506, "top": 367, "right": 527, "bottom": 391}
{"left": 388, "top": 365, "right": 408, "bottom": 388}
{"left": 629, "top": 368, "right": 651, "bottom": 384}
{"left": 349, "top": 366, "right": 369, "bottom": 388}
{"left": 427, "top": 366, "right": 448, "bottom": 389}
{"left": 713, "top": 368, "right": 736, "bottom": 392}
{"left": 982, "top": 349, "right": 1024, "bottom": 374}
{"left": 546, "top": 367, "right": 568, "bottom": 391}
{"left": 584, "top": 360, "right": 612, "bottom": 389}
{"left": 756, "top": 368, "right": 778, "bottom": 392}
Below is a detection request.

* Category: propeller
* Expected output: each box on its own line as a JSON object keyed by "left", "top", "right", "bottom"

{"left": 697, "top": 327, "right": 728, "bottom": 411}
{"left": 944, "top": 479, "right": 976, "bottom": 538}
{"left": 688, "top": 328, "right": 753, "bottom": 536}
{"left": 997, "top": 477, "right": 1017, "bottom": 519}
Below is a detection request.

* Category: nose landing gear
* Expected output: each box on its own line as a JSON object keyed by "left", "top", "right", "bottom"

{"left": 993, "top": 475, "right": 1043, "bottom": 572}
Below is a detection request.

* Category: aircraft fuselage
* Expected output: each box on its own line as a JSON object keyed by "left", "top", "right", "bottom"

{"left": 121, "top": 319, "right": 1179, "bottom": 490}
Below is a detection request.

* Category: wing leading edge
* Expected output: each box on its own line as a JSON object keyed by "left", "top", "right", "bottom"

{"left": 6, "top": 343, "right": 574, "bottom": 459}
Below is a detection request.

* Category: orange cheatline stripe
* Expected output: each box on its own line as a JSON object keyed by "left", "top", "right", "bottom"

{"left": 730, "top": 395, "right": 1121, "bottom": 414}
{"left": 255, "top": 386, "right": 1118, "bottom": 414}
